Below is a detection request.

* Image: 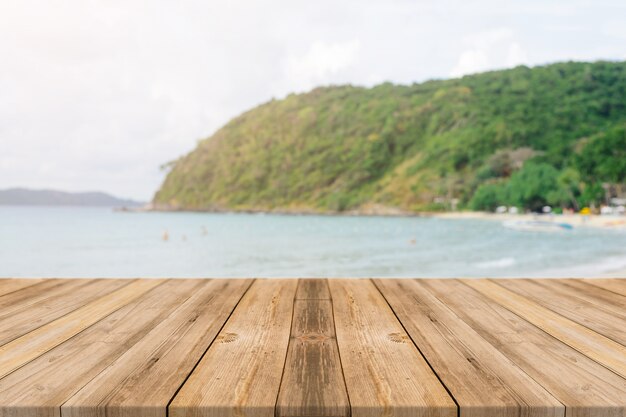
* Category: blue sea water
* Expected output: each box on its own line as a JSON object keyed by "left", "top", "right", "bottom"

{"left": 1, "top": 206, "right": 625, "bottom": 278}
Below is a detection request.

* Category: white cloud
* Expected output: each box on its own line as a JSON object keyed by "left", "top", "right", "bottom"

{"left": 450, "top": 28, "right": 530, "bottom": 77}
{"left": 507, "top": 42, "right": 529, "bottom": 67}
{"left": 285, "top": 40, "right": 361, "bottom": 91}
{"left": 450, "top": 49, "right": 490, "bottom": 78}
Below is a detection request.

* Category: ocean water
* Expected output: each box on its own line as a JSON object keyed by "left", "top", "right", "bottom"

{"left": 1, "top": 206, "right": 625, "bottom": 278}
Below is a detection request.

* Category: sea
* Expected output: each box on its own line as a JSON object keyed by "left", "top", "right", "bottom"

{"left": 1, "top": 206, "right": 625, "bottom": 278}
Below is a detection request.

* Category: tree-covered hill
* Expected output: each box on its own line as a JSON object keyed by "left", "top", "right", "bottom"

{"left": 154, "top": 61, "right": 626, "bottom": 213}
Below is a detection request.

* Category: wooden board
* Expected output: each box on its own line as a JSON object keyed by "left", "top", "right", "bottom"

{"left": 0, "top": 279, "right": 75, "bottom": 317}
{"left": 462, "top": 279, "right": 626, "bottom": 379}
{"left": 424, "top": 279, "right": 626, "bottom": 417}
{"left": 329, "top": 279, "right": 456, "bottom": 417}
{"left": 495, "top": 278, "right": 626, "bottom": 345}
{"left": 0, "top": 279, "right": 164, "bottom": 379}
{"left": 548, "top": 279, "right": 626, "bottom": 317}
{"left": 276, "top": 279, "right": 349, "bottom": 417}
{"left": 295, "top": 278, "right": 331, "bottom": 300}
{"left": 582, "top": 278, "right": 626, "bottom": 296}
{"left": 0, "top": 278, "right": 44, "bottom": 297}
{"left": 0, "top": 279, "right": 128, "bottom": 345}
{"left": 169, "top": 279, "right": 299, "bottom": 417}
{"left": 63, "top": 279, "right": 252, "bottom": 417}
{"left": 375, "top": 279, "right": 562, "bottom": 417}
{"left": 0, "top": 278, "right": 625, "bottom": 417}
{"left": 0, "top": 279, "right": 196, "bottom": 417}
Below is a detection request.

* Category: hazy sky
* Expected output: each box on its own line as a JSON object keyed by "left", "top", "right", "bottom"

{"left": 1, "top": 1, "right": 625, "bottom": 200}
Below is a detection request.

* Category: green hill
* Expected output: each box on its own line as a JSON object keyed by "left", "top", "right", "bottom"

{"left": 154, "top": 61, "right": 626, "bottom": 213}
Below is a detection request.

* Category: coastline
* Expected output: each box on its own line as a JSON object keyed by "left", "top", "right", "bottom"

{"left": 138, "top": 202, "right": 423, "bottom": 217}
{"left": 143, "top": 203, "right": 626, "bottom": 229}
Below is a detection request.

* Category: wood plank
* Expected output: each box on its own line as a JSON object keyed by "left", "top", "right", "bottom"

{"left": 549, "top": 279, "right": 626, "bottom": 317}
{"left": 329, "top": 279, "right": 456, "bottom": 417}
{"left": 495, "top": 279, "right": 626, "bottom": 345}
{"left": 62, "top": 279, "right": 252, "bottom": 417}
{"left": 169, "top": 279, "right": 298, "bottom": 417}
{"left": 582, "top": 279, "right": 626, "bottom": 297}
{"left": 0, "top": 279, "right": 129, "bottom": 345}
{"left": 0, "top": 279, "right": 72, "bottom": 316}
{"left": 375, "top": 279, "right": 563, "bottom": 417}
{"left": 276, "top": 279, "right": 349, "bottom": 417}
{"left": 463, "top": 279, "right": 626, "bottom": 379}
{"left": 424, "top": 279, "right": 626, "bottom": 417}
{"left": 0, "top": 278, "right": 44, "bottom": 297}
{"left": 295, "top": 278, "right": 331, "bottom": 300}
{"left": 0, "top": 279, "right": 203, "bottom": 417}
{"left": 0, "top": 279, "right": 164, "bottom": 379}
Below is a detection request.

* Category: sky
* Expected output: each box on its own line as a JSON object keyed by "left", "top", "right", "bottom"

{"left": 1, "top": 0, "right": 625, "bottom": 201}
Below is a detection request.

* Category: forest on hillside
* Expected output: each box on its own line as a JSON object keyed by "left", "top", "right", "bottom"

{"left": 155, "top": 61, "right": 626, "bottom": 213}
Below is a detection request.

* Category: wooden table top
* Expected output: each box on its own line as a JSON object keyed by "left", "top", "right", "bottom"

{"left": 0, "top": 278, "right": 625, "bottom": 417}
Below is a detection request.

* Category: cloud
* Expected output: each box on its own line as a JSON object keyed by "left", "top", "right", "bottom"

{"left": 285, "top": 40, "right": 361, "bottom": 91}
{"left": 450, "top": 49, "right": 490, "bottom": 78}
{"left": 450, "top": 28, "right": 530, "bottom": 77}
{"left": 507, "top": 42, "right": 529, "bottom": 67}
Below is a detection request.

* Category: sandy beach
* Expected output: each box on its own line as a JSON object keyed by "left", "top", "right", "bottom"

{"left": 434, "top": 211, "right": 626, "bottom": 230}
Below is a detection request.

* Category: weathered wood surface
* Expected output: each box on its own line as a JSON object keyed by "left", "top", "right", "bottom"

{"left": 496, "top": 278, "right": 626, "bottom": 346}
{"left": 0, "top": 278, "right": 624, "bottom": 417}
{"left": 169, "top": 279, "right": 298, "bottom": 417}
{"left": 463, "top": 279, "right": 626, "bottom": 379}
{"left": 63, "top": 279, "right": 252, "bottom": 417}
{"left": 329, "top": 279, "right": 456, "bottom": 417}
{"left": 374, "top": 279, "right": 562, "bottom": 417}
{"left": 0, "top": 279, "right": 128, "bottom": 346}
{"left": 276, "top": 280, "right": 349, "bottom": 417}
{"left": 0, "top": 279, "right": 163, "bottom": 380}
{"left": 424, "top": 279, "right": 626, "bottom": 417}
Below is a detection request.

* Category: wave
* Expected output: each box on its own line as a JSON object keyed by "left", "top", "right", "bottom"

{"left": 474, "top": 257, "right": 517, "bottom": 269}
{"left": 530, "top": 255, "right": 626, "bottom": 278}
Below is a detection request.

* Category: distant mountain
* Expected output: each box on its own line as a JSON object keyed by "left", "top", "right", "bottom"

{"left": 155, "top": 61, "right": 626, "bottom": 213}
{"left": 0, "top": 188, "right": 143, "bottom": 207}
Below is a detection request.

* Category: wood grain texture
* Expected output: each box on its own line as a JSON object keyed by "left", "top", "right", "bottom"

{"left": 62, "top": 279, "right": 252, "bottom": 417}
{"left": 375, "top": 279, "right": 563, "bottom": 417}
{"left": 169, "top": 279, "right": 298, "bottom": 417}
{"left": 495, "top": 279, "right": 626, "bottom": 345}
{"left": 329, "top": 279, "right": 456, "bottom": 417}
{"left": 0, "top": 279, "right": 74, "bottom": 317}
{"left": 0, "top": 278, "right": 43, "bottom": 297}
{"left": 0, "top": 279, "right": 200, "bottom": 417}
{"left": 548, "top": 279, "right": 626, "bottom": 317}
{"left": 0, "top": 279, "right": 163, "bottom": 379}
{"left": 295, "top": 278, "right": 331, "bottom": 300}
{"left": 424, "top": 279, "right": 626, "bottom": 417}
{"left": 462, "top": 279, "right": 626, "bottom": 379}
{"left": 582, "top": 278, "right": 626, "bottom": 297}
{"left": 0, "top": 279, "right": 128, "bottom": 345}
{"left": 0, "top": 278, "right": 624, "bottom": 417}
{"left": 276, "top": 279, "right": 349, "bottom": 417}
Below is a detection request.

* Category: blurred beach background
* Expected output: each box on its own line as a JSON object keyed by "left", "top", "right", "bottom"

{"left": 2, "top": 206, "right": 625, "bottom": 278}
{"left": 1, "top": 1, "right": 625, "bottom": 279}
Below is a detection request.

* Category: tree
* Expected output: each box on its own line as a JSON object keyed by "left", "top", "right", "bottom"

{"left": 546, "top": 168, "right": 581, "bottom": 210}
{"left": 469, "top": 183, "right": 505, "bottom": 211}
{"left": 577, "top": 125, "right": 626, "bottom": 184}
{"left": 505, "top": 162, "right": 560, "bottom": 211}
